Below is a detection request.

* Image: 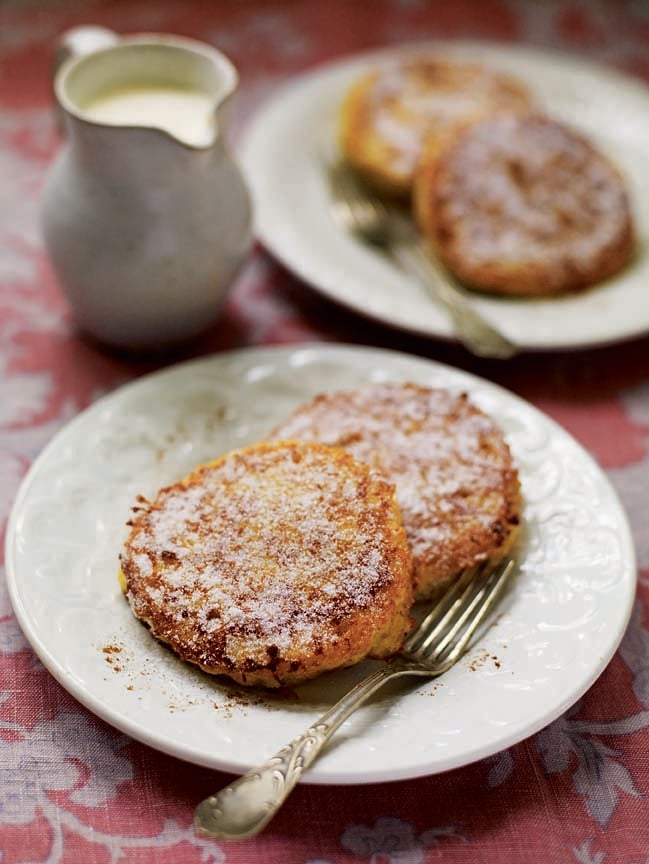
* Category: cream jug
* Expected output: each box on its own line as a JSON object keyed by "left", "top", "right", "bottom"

{"left": 43, "top": 27, "right": 252, "bottom": 351}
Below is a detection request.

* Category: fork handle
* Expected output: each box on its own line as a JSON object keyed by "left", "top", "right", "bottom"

{"left": 194, "top": 660, "right": 413, "bottom": 840}
{"left": 390, "top": 240, "right": 517, "bottom": 359}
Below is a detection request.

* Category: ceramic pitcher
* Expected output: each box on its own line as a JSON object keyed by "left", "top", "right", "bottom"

{"left": 42, "top": 27, "right": 252, "bottom": 351}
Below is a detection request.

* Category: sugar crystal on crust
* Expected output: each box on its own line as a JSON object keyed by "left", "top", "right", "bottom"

{"left": 270, "top": 383, "right": 521, "bottom": 600}
{"left": 120, "top": 439, "right": 413, "bottom": 687}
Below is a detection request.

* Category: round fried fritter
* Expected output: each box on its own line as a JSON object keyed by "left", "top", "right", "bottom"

{"left": 120, "top": 439, "right": 413, "bottom": 688}
{"left": 339, "top": 56, "right": 532, "bottom": 198}
{"left": 270, "top": 383, "right": 521, "bottom": 601}
{"left": 414, "top": 112, "right": 635, "bottom": 296}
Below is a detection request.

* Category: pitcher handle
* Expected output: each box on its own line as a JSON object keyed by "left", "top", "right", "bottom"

{"left": 54, "top": 25, "right": 119, "bottom": 72}
{"left": 53, "top": 26, "right": 119, "bottom": 133}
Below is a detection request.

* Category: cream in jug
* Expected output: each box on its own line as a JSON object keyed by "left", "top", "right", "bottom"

{"left": 42, "top": 28, "right": 252, "bottom": 351}
{"left": 82, "top": 85, "right": 216, "bottom": 146}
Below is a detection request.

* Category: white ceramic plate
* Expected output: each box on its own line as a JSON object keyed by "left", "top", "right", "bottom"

{"left": 6, "top": 345, "right": 636, "bottom": 783}
{"left": 240, "top": 41, "right": 649, "bottom": 351}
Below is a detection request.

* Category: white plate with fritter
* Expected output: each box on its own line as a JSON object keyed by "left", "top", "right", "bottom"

{"left": 240, "top": 41, "right": 649, "bottom": 351}
{"left": 6, "top": 345, "right": 636, "bottom": 782}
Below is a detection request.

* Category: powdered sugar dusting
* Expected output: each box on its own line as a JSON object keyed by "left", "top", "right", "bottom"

{"left": 270, "top": 383, "right": 521, "bottom": 596}
{"left": 366, "top": 58, "right": 532, "bottom": 177}
{"left": 120, "top": 441, "right": 409, "bottom": 678}
{"left": 430, "top": 113, "right": 633, "bottom": 284}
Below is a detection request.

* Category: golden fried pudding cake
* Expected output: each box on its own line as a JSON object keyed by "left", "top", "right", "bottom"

{"left": 339, "top": 56, "right": 532, "bottom": 198}
{"left": 270, "top": 383, "right": 521, "bottom": 602}
{"left": 414, "top": 112, "right": 635, "bottom": 296}
{"left": 119, "top": 439, "right": 413, "bottom": 688}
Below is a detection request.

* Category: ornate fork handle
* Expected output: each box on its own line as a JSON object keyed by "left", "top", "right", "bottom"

{"left": 195, "top": 558, "right": 515, "bottom": 840}
{"left": 194, "top": 659, "right": 419, "bottom": 840}
{"left": 388, "top": 233, "right": 517, "bottom": 359}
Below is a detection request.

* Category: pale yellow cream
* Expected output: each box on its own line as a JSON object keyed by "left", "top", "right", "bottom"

{"left": 83, "top": 85, "right": 216, "bottom": 146}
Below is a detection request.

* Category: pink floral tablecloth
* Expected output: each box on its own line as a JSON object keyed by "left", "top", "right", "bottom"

{"left": 2, "top": 1, "right": 649, "bottom": 862}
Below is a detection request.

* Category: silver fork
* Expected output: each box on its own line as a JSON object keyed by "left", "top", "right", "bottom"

{"left": 326, "top": 159, "right": 517, "bottom": 359}
{"left": 194, "top": 556, "right": 516, "bottom": 840}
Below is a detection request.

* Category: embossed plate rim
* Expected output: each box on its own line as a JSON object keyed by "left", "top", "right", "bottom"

{"left": 240, "top": 40, "right": 649, "bottom": 351}
{"left": 5, "top": 344, "right": 637, "bottom": 783}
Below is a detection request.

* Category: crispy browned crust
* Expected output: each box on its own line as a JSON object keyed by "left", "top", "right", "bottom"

{"left": 414, "top": 112, "right": 635, "bottom": 296}
{"left": 270, "top": 383, "right": 521, "bottom": 601}
{"left": 120, "top": 440, "right": 413, "bottom": 688}
{"left": 339, "top": 56, "right": 533, "bottom": 199}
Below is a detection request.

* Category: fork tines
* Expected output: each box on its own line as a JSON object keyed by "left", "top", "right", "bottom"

{"left": 405, "top": 558, "right": 515, "bottom": 667}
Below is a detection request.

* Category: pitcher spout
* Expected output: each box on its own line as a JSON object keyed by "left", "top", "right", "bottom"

{"left": 54, "top": 32, "right": 239, "bottom": 150}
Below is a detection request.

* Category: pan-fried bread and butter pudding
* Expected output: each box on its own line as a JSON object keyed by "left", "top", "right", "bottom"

{"left": 119, "top": 439, "right": 413, "bottom": 688}
{"left": 339, "top": 56, "right": 533, "bottom": 198}
{"left": 414, "top": 112, "right": 635, "bottom": 296}
{"left": 270, "top": 383, "right": 521, "bottom": 602}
